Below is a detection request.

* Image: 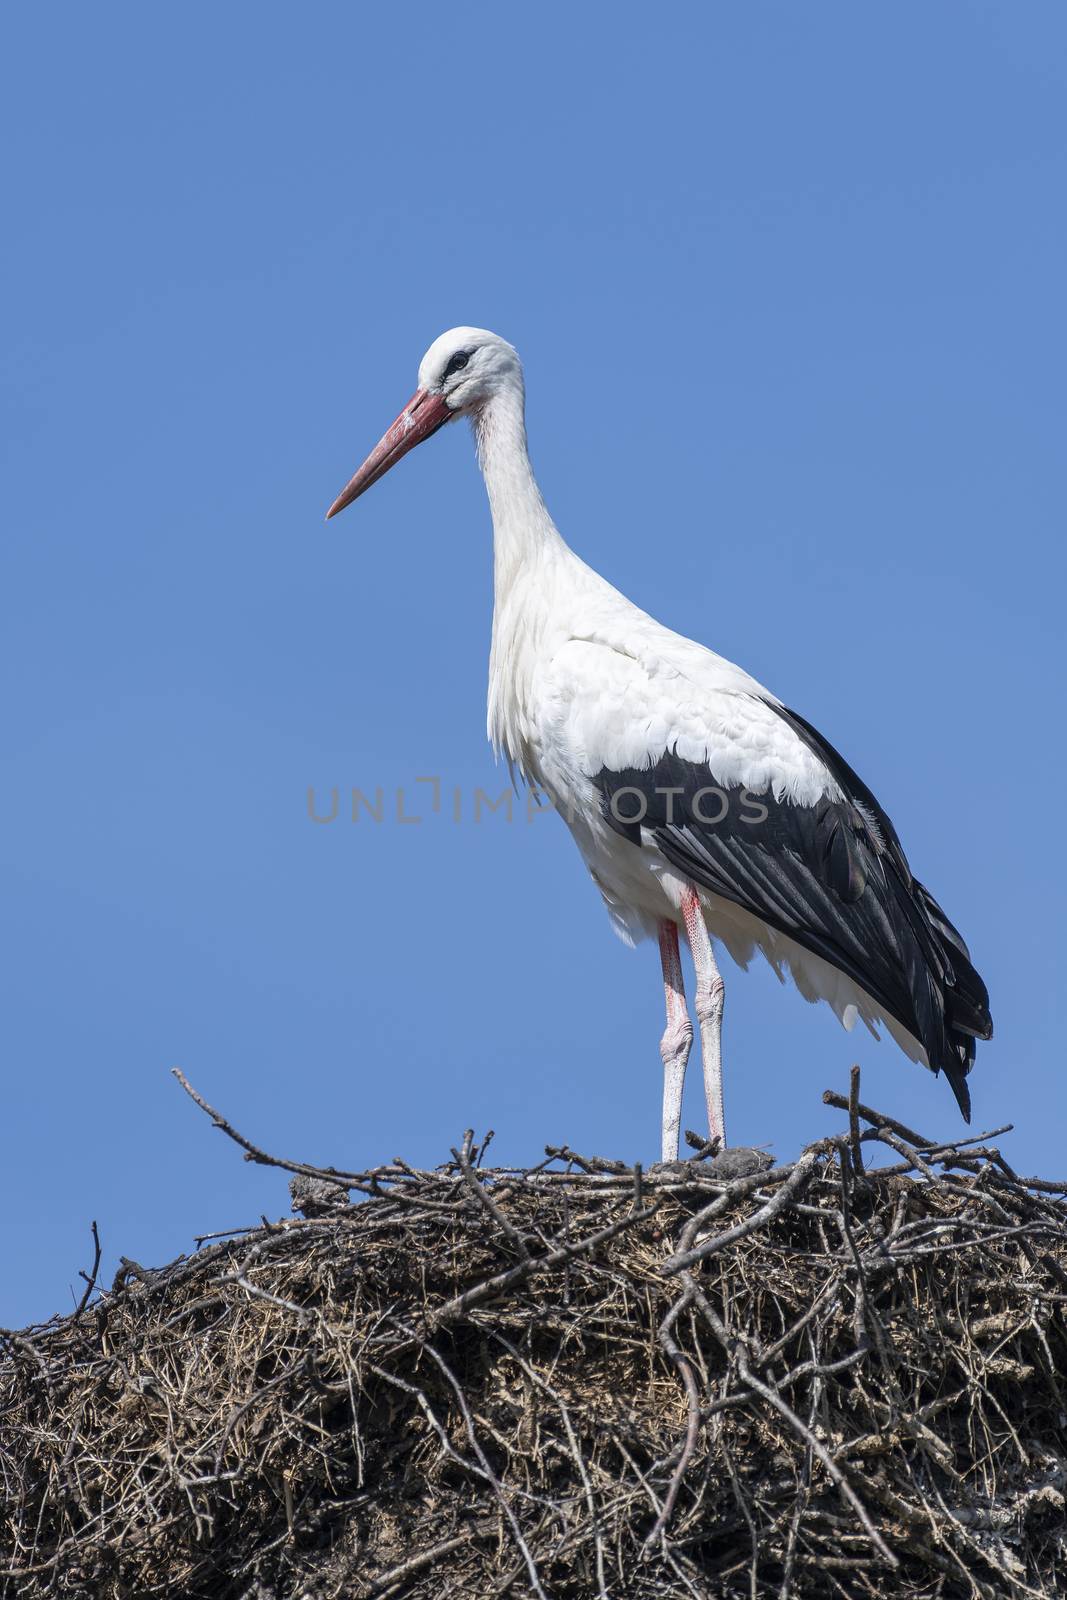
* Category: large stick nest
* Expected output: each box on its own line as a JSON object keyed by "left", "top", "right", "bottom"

{"left": 2, "top": 1076, "right": 1066, "bottom": 1599}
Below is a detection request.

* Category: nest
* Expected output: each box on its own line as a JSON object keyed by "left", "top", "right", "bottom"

{"left": 2, "top": 1071, "right": 1066, "bottom": 1600}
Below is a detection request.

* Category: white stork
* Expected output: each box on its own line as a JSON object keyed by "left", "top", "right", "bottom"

{"left": 326, "top": 327, "right": 992, "bottom": 1161}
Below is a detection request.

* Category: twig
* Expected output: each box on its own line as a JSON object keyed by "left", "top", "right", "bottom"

{"left": 429, "top": 1201, "right": 658, "bottom": 1326}
{"left": 452, "top": 1137, "right": 531, "bottom": 1259}
{"left": 848, "top": 1065, "right": 864, "bottom": 1177}
{"left": 73, "top": 1220, "right": 102, "bottom": 1318}
{"left": 734, "top": 1352, "right": 898, "bottom": 1568}
{"left": 171, "top": 1067, "right": 375, "bottom": 1188}
{"left": 643, "top": 1287, "right": 702, "bottom": 1549}
{"left": 821, "top": 1089, "right": 936, "bottom": 1150}
{"left": 662, "top": 1150, "right": 824, "bottom": 1274}
{"left": 365, "top": 1532, "right": 477, "bottom": 1595}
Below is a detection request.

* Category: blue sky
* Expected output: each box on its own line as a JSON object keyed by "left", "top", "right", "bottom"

{"left": 2, "top": 4, "right": 1064, "bottom": 1327}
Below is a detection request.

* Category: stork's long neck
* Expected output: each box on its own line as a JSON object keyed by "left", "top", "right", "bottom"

{"left": 472, "top": 383, "right": 565, "bottom": 603}
{"left": 473, "top": 383, "right": 570, "bottom": 764}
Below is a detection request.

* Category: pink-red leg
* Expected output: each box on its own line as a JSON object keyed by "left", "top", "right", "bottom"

{"left": 657, "top": 920, "right": 693, "bottom": 1162}
{"left": 681, "top": 887, "right": 727, "bottom": 1148}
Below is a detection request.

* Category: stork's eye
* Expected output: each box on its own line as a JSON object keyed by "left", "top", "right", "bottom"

{"left": 444, "top": 351, "right": 470, "bottom": 378}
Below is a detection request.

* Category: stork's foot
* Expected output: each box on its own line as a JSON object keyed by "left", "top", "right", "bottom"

{"left": 646, "top": 1146, "right": 773, "bottom": 1183}
{"left": 673, "top": 1135, "right": 774, "bottom": 1180}
{"left": 289, "top": 1175, "right": 352, "bottom": 1217}
{"left": 707, "top": 1147, "right": 774, "bottom": 1180}
{"left": 646, "top": 1159, "right": 689, "bottom": 1180}
{"left": 683, "top": 1129, "right": 723, "bottom": 1160}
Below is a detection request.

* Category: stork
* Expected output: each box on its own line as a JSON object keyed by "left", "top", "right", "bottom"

{"left": 326, "top": 328, "right": 992, "bottom": 1160}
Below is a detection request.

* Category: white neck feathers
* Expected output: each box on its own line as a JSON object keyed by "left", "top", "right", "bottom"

{"left": 472, "top": 385, "right": 564, "bottom": 601}
{"left": 473, "top": 383, "right": 570, "bottom": 765}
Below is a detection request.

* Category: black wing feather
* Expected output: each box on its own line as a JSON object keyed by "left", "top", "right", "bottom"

{"left": 592, "top": 703, "right": 992, "bottom": 1120}
{"left": 777, "top": 706, "right": 993, "bottom": 1046}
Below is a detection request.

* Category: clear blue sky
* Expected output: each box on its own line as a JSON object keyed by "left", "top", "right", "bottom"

{"left": 3, "top": 5, "right": 1064, "bottom": 1327}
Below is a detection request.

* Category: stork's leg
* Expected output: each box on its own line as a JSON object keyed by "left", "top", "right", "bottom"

{"left": 681, "top": 888, "right": 727, "bottom": 1147}
{"left": 657, "top": 920, "right": 693, "bottom": 1163}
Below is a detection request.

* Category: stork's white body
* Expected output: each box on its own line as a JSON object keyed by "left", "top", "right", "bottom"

{"left": 479, "top": 383, "right": 918, "bottom": 1056}
{"left": 327, "top": 327, "right": 991, "bottom": 1159}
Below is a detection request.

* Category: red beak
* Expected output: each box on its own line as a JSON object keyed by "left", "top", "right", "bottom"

{"left": 325, "top": 388, "right": 453, "bottom": 519}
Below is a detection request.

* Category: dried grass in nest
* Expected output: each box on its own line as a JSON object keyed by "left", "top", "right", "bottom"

{"left": 2, "top": 1069, "right": 1066, "bottom": 1599}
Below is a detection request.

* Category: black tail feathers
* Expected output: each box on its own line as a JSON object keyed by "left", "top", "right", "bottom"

{"left": 911, "top": 880, "right": 992, "bottom": 1124}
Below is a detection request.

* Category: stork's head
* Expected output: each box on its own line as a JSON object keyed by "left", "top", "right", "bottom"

{"left": 419, "top": 327, "right": 523, "bottom": 410}
{"left": 325, "top": 326, "right": 521, "bottom": 519}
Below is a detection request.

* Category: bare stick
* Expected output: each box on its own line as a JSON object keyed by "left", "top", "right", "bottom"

{"left": 366, "top": 1533, "right": 476, "bottom": 1596}
{"left": 821, "top": 1089, "right": 936, "bottom": 1150}
{"left": 735, "top": 1353, "right": 897, "bottom": 1568}
{"left": 172, "top": 1068, "right": 369, "bottom": 1188}
{"left": 848, "top": 1065, "right": 864, "bottom": 1176}
{"left": 451, "top": 1138, "right": 531, "bottom": 1259}
{"left": 643, "top": 1286, "right": 702, "bottom": 1550}
{"left": 662, "top": 1150, "right": 823, "bottom": 1274}
{"left": 73, "top": 1221, "right": 102, "bottom": 1319}
{"left": 430, "top": 1201, "right": 659, "bottom": 1326}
